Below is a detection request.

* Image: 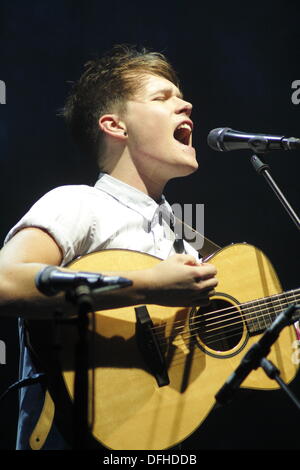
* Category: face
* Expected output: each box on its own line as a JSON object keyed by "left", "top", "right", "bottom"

{"left": 122, "top": 74, "right": 198, "bottom": 183}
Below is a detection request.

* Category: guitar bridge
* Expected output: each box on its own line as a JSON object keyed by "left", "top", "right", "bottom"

{"left": 135, "top": 306, "right": 170, "bottom": 387}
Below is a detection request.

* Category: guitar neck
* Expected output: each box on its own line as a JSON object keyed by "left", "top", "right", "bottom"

{"left": 244, "top": 288, "right": 300, "bottom": 335}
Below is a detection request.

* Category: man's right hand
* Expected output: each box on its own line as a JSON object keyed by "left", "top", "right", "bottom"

{"left": 145, "top": 254, "right": 218, "bottom": 307}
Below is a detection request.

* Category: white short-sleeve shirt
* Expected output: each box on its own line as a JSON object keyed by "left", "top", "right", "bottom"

{"left": 5, "top": 173, "right": 199, "bottom": 265}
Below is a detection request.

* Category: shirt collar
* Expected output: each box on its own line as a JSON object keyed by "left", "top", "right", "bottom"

{"left": 94, "top": 172, "right": 174, "bottom": 224}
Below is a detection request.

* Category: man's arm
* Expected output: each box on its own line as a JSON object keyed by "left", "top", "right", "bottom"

{"left": 0, "top": 227, "right": 218, "bottom": 319}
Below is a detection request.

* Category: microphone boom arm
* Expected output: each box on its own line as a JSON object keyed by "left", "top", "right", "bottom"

{"left": 251, "top": 154, "right": 300, "bottom": 232}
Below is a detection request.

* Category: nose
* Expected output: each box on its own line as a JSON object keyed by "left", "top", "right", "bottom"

{"left": 176, "top": 97, "right": 193, "bottom": 117}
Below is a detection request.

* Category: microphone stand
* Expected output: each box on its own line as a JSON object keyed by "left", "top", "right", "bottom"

{"left": 35, "top": 266, "right": 132, "bottom": 449}
{"left": 247, "top": 144, "right": 300, "bottom": 407}
{"left": 215, "top": 304, "right": 300, "bottom": 411}
{"left": 67, "top": 282, "right": 132, "bottom": 450}
{"left": 259, "top": 357, "right": 300, "bottom": 411}
{"left": 68, "top": 283, "right": 93, "bottom": 450}
{"left": 250, "top": 151, "right": 300, "bottom": 232}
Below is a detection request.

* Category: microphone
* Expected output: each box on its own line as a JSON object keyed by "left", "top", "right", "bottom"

{"left": 215, "top": 304, "right": 299, "bottom": 405}
{"left": 207, "top": 127, "right": 300, "bottom": 153}
{"left": 35, "top": 265, "right": 133, "bottom": 296}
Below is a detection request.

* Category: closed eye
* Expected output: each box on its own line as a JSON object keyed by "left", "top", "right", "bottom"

{"left": 152, "top": 89, "right": 173, "bottom": 101}
{"left": 153, "top": 95, "right": 166, "bottom": 101}
{"left": 151, "top": 88, "right": 183, "bottom": 102}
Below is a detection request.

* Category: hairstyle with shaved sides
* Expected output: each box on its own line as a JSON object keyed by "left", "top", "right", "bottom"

{"left": 61, "top": 44, "right": 180, "bottom": 169}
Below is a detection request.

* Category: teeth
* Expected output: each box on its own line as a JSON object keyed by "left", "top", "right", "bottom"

{"left": 177, "top": 123, "right": 192, "bottom": 131}
{"left": 174, "top": 123, "right": 192, "bottom": 145}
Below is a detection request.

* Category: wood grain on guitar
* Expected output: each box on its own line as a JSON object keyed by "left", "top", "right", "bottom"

{"left": 27, "top": 244, "right": 300, "bottom": 450}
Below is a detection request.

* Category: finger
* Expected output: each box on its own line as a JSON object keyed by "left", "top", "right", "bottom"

{"left": 169, "top": 254, "right": 199, "bottom": 265}
{"left": 194, "top": 264, "right": 217, "bottom": 280}
{"left": 178, "top": 253, "right": 201, "bottom": 265}
{"left": 195, "top": 277, "right": 218, "bottom": 291}
{"left": 182, "top": 255, "right": 200, "bottom": 266}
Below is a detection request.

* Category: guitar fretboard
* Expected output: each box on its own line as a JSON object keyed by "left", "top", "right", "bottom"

{"left": 243, "top": 288, "right": 300, "bottom": 335}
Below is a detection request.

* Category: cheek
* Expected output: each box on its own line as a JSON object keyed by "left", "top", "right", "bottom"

{"left": 122, "top": 100, "right": 196, "bottom": 172}
{"left": 125, "top": 104, "right": 172, "bottom": 149}
{"left": 131, "top": 120, "right": 168, "bottom": 150}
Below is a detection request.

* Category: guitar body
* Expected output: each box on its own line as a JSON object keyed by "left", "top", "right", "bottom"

{"left": 50, "top": 243, "right": 297, "bottom": 450}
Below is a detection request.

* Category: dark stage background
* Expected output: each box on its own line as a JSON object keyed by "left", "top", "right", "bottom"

{"left": 0, "top": 0, "right": 299, "bottom": 451}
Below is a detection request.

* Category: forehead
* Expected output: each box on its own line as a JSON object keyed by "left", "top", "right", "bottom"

{"left": 133, "top": 74, "right": 183, "bottom": 99}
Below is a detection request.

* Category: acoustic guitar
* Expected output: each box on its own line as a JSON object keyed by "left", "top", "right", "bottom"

{"left": 27, "top": 243, "right": 300, "bottom": 450}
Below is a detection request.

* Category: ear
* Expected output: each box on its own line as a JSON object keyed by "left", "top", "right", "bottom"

{"left": 98, "top": 114, "right": 127, "bottom": 141}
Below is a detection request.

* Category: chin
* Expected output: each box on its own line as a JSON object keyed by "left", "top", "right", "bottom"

{"left": 181, "top": 165, "right": 199, "bottom": 177}
{"left": 169, "top": 160, "right": 199, "bottom": 180}
{"left": 178, "top": 147, "right": 198, "bottom": 174}
{"left": 179, "top": 154, "right": 199, "bottom": 174}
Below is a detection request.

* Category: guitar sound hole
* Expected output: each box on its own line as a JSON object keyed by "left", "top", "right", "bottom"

{"left": 191, "top": 297, "right": 246, "bottom": 356}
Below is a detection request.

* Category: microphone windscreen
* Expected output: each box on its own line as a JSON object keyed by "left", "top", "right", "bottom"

{"left": 35, "top": 266, "right": 58, "bottom": 296}
{"left": 207, "top": 127, "right": 231, "bottom": 151}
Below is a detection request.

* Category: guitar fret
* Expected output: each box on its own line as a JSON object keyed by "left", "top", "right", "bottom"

{"left": 260, "top": 296, "right": 269, "bottom": 330}
{"left": 265, "top": 293, "right": 278, "bottom": 324}
{"left": 256, "top": 298, "right": 265, "bottom": 331}
{"left": 243, "top": 299, "right": 265, "bottom": 334}
{"left": 276, "top": 291, "right": 285, "bottom": 317}
{"left": 244, "top": 302, "right": 257, "bottom": 332}
{"left": 244, "top": 288, "right": 300, "bottom": 336}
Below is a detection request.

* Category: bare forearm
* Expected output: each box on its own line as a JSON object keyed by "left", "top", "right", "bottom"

{"left": 0, "top": 263, "right": 72, "bottom": 318}
{"left": 0, "top": 263, "right": 150, "bottom": 319}
{"left": 0, "top": 254, "right": 218, "bottom": 319}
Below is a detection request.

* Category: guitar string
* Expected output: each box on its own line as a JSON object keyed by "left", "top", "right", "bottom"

{"left": 163, "top": 322, "right": 245, "bottom": 352}
{"left": 160, "top": 324, "right": 291, "bottom": 369}
{"left": 171, "top": 213, "right": 291, "bottom": 325}
{"left": 152, "top": 311, "right": 300, "bottom": 367}
{"left": 150, "top": 289, "right": 300, "bottom": 336}
{"left": 185, "top": 307, "right": 288, "bottom": 344}
{"left": 153, "top": 288, "right": 299, "bottom": 329}
{"left": 160, "top": 296, "right": 300, "bottom": 347}
{"left": 166, "top": 326, "right": 245, "bottom": 364}
{"left": 188, "top": 322, "right": 248, "bottom": 346}
{"left": 155, "top": 309, "right": 300, "bottom": 370}
{"left": 188, "top": 293, "right": 300, "bottom": 336}
{"left": 168, "top": 321, "right": 299, "bottom": 369}
{"left": 152, "top": 288, "right": 300, "bottom": 332}
{"left": 139, "top": 218, "right": 298, "bottom": 367}
{"left": 155, "top": 301, "right": 300, "bottom": 354}
{"left": 156, "top": 323, "right": 293, "bottom": 370}
{"left": 171, "top": 222, "right": 300, "bottom": 349}
{"left": 152, "top": 293, "right": 300, "bottom": 355}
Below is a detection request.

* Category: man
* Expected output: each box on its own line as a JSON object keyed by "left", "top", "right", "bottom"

{"left": 0, "top": 45, "right": 217, "bottom": 449}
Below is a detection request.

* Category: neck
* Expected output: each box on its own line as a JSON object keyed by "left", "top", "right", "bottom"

{"left": 107, "top": 154, "right": 167, "bottom": 202}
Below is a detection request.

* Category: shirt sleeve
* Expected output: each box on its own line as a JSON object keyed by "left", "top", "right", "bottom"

{"left": 4, "top": 185, "right": 96, "bottom": 266}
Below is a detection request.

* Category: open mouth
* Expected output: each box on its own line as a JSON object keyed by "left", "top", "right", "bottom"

{"left": 173, "top": 123, "right": 193, "bottom": 146}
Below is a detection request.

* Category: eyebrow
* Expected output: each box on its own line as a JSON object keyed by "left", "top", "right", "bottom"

{"left": 151, "top": 87, "right": 184, "bottom": 100}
